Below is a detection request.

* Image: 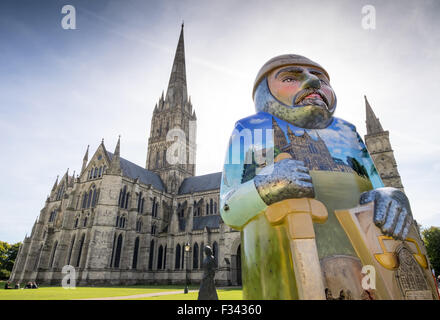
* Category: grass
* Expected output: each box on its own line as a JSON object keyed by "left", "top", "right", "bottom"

{"left": 0, "top": 281, "right": 242, "bottom": 300}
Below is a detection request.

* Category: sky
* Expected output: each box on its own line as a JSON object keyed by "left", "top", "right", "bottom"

{"left": 0, "top": 0, "right": 439, "bottom": 243}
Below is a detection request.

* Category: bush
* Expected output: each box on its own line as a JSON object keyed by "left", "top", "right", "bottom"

{"left": 0, "top": 269, "right": 11, "bottom": 280}
{"left": 422, "top": 226, "right": 440, "bottom": 276}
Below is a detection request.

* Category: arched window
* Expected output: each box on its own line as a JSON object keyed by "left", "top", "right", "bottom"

{"left": 110, "top": 234, "right": 116, "bottom": 267}
{"left": 49, "top": 210, "right": 57, "bottom": 222}
{"left": 157, "top": 245, "right": 163, "bottom": 270}
{"left": 50, "top": 241, "right": 58, "bottom": 268}
{"left": 136, "top": 219, "right": 142, "bottom": 232}
{"left": 137, "top": 192, "right": 143, "bottom": 213}
{"left": 193, "top": 201, "right": 197, "bottom": 216}
{"left": 74, "top": 217, "right": 79, "bottom": 228}
{"left": 98, "top": 166, "right": 102, "bottom": 177}
{"left": 93, "top": 167, "right": 98, "bottom": 178}
{"left": 212, "top": 242, "right": 218, "bottom": 268}
{"left": 181, "top": 244, "right": 185, "bottom": 269}
{"left": 76, "top": 234, "right": 85, "bottom": 268}
{"left": 116, "top": 215, "right": 120, "bottom": 227}
{"left": 76, "top": 194, "right": 81, "bottom": 209}
{"left": 200, "top": 242, "right": 204, "bottom": 267}
{"left": 125, "top": 193, "right": 130, "bottom": 209}
{"left": 87, "top": 189, "right": 93, "bottom": 208}
{"left": 210, "top": 199, "right": 213, "bottom": 214}
{"left": 163, "top": 149, "right": 167, "bottom": 167}
{"left": 193, "top": 243, "right": 199, "bottom": 269}
{"left": 132, "top": 237, "right": 139, "bottom": 269}
{"left": 151, "top": 197, "right": 156, "bottom": 216}
{"left": 82, "top": 193, "right": 88, "bottom": 209}
{"left": 151, "top": 224, "right": 156, "bottom": 235}
{"left": 148, "top": 240, "right": 155, "bottom": 270}
{"left": 119, "top": 186, "right": 127, "bottom": 208}
{"left": 89, "top": 169, "right": 93, "bottom": 179}
{"left": 155, "top": 151, "right": 160, "bottom": 167}
{"left": 114, "top": 234, "right": 123, "bottom": 268}
{"left": 67, "top": 236, "right": 75, "bottom": 265}
{"left": 206, "top": 203, "right": 209, "bottom": 215}
{"left": 163, "top": 245, "right": 167, "bottom": 269}
{"left": 175, "top": 244, "right": 181, "bottom": 269}
{"left": 91, "top": 188, "right": 97, "bottom": 207}
{"left": 214, "top": 202, "right": 217, "bottom": 214}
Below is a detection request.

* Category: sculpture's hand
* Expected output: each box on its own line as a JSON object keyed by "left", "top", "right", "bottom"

{"left": 254, "top": 158, "right": 314, "bottom": 206}
{"left": 359, "top": 187, "right": 413, "bottom": 240}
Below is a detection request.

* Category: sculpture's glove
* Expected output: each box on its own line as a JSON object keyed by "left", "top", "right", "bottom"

{"left": 254, "top": 158, "right": 314, "bottom": 206}
{"left": 359, "top": 187, "right": 413, "bottom": 240}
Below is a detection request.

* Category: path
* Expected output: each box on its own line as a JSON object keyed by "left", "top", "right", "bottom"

{"left": 78, "top": 286, "right": 241, "bottom": 300}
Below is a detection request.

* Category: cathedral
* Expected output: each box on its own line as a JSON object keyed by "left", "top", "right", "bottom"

{"left": 9, "top": 25, "right": 403, "bottom": 286}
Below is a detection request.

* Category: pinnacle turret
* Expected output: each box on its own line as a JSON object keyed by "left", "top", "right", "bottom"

{"left": 51, "top": 175, "right": 59, "bottom": 191}
{"left": 81, "top": 145, "right": 89, "bottom": 174}
{"left": 109, "top": 136, "right": 122, "bottom": 174}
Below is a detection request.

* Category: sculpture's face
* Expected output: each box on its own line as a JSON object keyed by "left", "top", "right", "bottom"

{"left": 255, "top": 64, "right": 337, "bottom": 129}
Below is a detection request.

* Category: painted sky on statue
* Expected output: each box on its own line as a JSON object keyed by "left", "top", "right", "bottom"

{"left": 0, "top": 0, "right": 439, "bottom": 242}
{"left": 222, "top": 112, "right": 383, "bottom": 198}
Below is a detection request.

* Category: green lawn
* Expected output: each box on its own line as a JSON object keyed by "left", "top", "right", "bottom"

{"left": 0, "top": 281, "right": 242, "bottom": 300}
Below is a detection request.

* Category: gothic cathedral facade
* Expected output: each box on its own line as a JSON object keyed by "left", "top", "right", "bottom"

{"left": 10, "top": 26, "right": 402, "bottom": 286}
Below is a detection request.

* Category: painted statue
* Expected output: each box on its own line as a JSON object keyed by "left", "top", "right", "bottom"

{"left": 219, "top": 55, "right": 439, "bottom": 300}
{"left": 197, "top": 246, "right": 219, "bottom": 300}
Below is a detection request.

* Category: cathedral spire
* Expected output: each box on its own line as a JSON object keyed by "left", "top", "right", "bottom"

{"left": 165, "top": 24, "right": 187, "bottom": 108}
{"left": 81, "top": 145, "right": 89, "bottom": 174}
{"left": 365, "top": 95, "right": 384, "bottom": 135}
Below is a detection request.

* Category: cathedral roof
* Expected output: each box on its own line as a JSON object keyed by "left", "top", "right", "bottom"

{"left": 178, "top": 172, "right": 222, "bottom": 195}
{"left": 192, "top": 215, "right": 222, "bottom": 230}
{"left": 107, "top": 151, "right": 165, "bottom": 191}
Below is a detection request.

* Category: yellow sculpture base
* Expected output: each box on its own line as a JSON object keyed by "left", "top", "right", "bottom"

{"left": 335, "top": 203, "right": 439, "bottom": 300}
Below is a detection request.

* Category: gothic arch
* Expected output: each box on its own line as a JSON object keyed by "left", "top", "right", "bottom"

{"left": 114, "top": 234, "right": 123, "bottom": 268}
{"left": 132, "top": 237, "right": 140, "bottom": 269}
{"left": 175, "top": 243, "right": 181, "bottom": 269}
{"left": 157, "top": 245, "right": 163, "bottom": 269}
{"left": 193, "top": 242, "right": 199, "bottom": 269}
{"left": 76, "top": 233, "right": 86, "bottom": 268}
{"left": 230, "top": 237, "right": 241, "bottom": 258}
{"left": 148, "top": 239, "right": 155, "bottom": 270}
{"left": 50, "top": 241, "right": 58, "bottom": 268}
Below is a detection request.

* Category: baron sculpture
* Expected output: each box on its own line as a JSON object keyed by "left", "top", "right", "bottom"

{"left": 220, "top": 55, "right": 439, "bottom": 300}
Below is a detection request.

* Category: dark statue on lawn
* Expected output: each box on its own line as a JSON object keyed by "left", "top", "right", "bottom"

{"left": 198, "top": 246, "right": 218, "bottom": 300}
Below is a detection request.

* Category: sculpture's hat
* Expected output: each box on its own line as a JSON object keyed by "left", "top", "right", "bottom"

{"left": 253, "top": 54, "right": 330, "bottom": 98}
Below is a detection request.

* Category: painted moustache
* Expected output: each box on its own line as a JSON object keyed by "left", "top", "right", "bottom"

{"left": 293, "top": 88, "right": 330, "bottom": 110}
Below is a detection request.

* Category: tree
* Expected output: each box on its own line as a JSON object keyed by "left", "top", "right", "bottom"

{"left": 0, "top": 241, "right": 21, "bottom": 280}
{"left": 422, "top": 227, "right": 440, "bottom": 276}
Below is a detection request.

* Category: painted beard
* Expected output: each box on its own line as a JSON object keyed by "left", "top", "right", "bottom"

{"left": 254, "top": 78, "right": 336, "bottom": 129}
